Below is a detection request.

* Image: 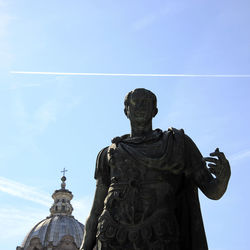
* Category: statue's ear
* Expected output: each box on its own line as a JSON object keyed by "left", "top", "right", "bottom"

{"left": 152, "top": 108, "right": 158, "bottom": 117}
{"left": 124, "top": 108, "right": 128, "bottom": 117}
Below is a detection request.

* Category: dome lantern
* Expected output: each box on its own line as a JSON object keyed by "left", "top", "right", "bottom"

{"left": 50, "top": 175, "right": 74, "bottom": 216}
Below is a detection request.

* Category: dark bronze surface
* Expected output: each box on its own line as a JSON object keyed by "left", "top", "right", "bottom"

{"left": 81, "top": 88, "right": 231, "bottom": 250}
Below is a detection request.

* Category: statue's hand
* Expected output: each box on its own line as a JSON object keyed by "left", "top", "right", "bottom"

{"left": 204, "top": 148, "right": 231, "bottom": 182}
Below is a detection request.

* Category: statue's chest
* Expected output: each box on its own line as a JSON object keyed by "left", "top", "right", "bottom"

{"left": 107, "top": 140, "right": 171, "bottom": 181}
{"left": 105, "top": 141, "right": 183, "bottom": 224}
{"left": 107, "top": 141, "right": 182, "bottom": 189}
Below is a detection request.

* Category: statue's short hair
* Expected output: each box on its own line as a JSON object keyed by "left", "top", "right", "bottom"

{"left": 124, "top": 88, "right": 157, "bottom": 110}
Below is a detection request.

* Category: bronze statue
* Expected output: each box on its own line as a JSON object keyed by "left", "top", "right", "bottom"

{"left": 81, "top": 88, "right": 231, "bottom": 250}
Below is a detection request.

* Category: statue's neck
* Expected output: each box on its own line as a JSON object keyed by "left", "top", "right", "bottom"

{"left": 130, "top": 121, "right": 153, "bottom": 138}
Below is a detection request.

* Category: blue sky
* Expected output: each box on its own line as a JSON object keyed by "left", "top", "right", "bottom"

{"left": 0, "top": 1, "right": 250, "bottom": 249}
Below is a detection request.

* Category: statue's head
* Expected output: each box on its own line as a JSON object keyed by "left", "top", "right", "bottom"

{"left": 124, "top": 88, "right": 158, "bottom": 123}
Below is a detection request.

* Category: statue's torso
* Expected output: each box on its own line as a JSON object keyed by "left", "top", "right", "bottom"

{"left": 97, "top": 131, "right": 184, "bottom": 249}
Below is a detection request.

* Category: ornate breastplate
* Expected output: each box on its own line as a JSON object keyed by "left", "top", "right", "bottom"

{"left": 96, "top": 130, "right": 184, "bottom": 249}
{"left": 103, "top": 131, "right": 183, "bottom": 224}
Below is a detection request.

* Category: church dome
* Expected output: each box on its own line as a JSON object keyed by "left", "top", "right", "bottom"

{"left": 17, "top": 172, "right": 84, "bottom": 250}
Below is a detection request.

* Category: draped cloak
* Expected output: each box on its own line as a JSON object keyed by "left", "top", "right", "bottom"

{"left": 94, "top": 128, "right": 208, "bottom": 250}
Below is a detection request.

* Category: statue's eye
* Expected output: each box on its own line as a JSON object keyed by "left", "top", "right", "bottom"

{"left": 130, "top": 99, "right": 136, "bottom": 106}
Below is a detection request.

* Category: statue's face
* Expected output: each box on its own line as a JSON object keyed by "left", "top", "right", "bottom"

{"left": 126, "top": 91, "right": 155, "bottom": 124}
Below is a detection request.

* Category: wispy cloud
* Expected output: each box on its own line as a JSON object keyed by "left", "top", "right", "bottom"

{"left": 9, "top": 83, "right": 41, "bottom": 90}
{"left": 133, "top": 13, "right": 157, "bottom": 31}
{"left": 10, "top": 71, "right": 250, "bottom": 78}
{"left": 0, "top": 176, "right": 51, "bottom": 206}
{"left": 0, "top": 2, "right": 14, "bottom": 68}
{"left": 12, "top": 96, "right": 58, "bottom": 134}
{"left": 0, "top": 207, "right": 48, "bottom": 241}
{"left": 0, "top": 82, "right": 82, "bottom": 160}
{"left": 0, "top": 0, "right": 7, "bottom": 8}
{"left": 0, "top": 175, "right": 91, "bottom": 220}
{"left": 72, "top": 196, "right": 93, "bottom": 222}
{"left": 34, "top": 100, "right": 58, "bottom": 132}
{"left": 229, "top": 150, "right": 250, "bottom": 162}
{"left": 0, "top": 13, "right": 12, "bottom": 37}
{"left": 0, "top": 197, "right": 90, "bottom": 242}
{"left": 132, "top": 5, "right": 168, "bottom": 31}
{"left": 132, "top": 3, "right": 184, "bottom": 31}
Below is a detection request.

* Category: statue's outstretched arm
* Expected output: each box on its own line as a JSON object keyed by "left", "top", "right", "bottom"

{"left": 80, "top": 180, "right": 108, "bottom": 250}
{"left": 193, "top": 148, "right": 231, "bottom": 200}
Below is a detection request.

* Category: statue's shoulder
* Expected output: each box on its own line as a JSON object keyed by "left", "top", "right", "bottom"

{"left": 111, "top": 134, "right": 130, "bottom": 144}
{"left": 167, "top": 128, "right": 202, "bottom": 157}
{"left": 166, "top": 127, "right": 196, "bottom": 145}
{"left": 96, "top": 146, "right": 109, "bottom": 163}
{"left": 94, "top": 146, "right": 110, "bottom": 182}
{"left": 166, "top": 127, "right": 185, "bottom": 135}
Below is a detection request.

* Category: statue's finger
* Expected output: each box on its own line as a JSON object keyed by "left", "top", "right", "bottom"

{"left": 208, "top": 166, "right": 216, "bottom": 175}
{"left": 210, "top": 148, "right": 224, "bottom": 156}
{"left": 210, "top": 148, "right": 220, "bottom": 156}
{"left": 204, "top": 157, "right": 219, "bottom": 164}
{"left": 208, "top": 163, "right": 216, "bottom": 167}
{"left": 210, "top": 152, "right": 219, "bottom": 157}
{"left": 210, "top": 151, "right": 226, "bottom": 162}
{"left": 218, "top": 151, "right": 226, "bottom": 160}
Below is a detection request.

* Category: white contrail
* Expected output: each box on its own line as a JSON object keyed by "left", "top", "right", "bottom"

{"left": 0, "top": 176, "right": 51, "bottom": 207}
{"left": 10, "top": 71, "right": 250, "bottom": 78}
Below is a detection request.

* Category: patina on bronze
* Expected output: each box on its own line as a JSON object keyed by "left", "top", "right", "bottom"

{"left": 81, "top": 88, "right": 231, "bottom": 250}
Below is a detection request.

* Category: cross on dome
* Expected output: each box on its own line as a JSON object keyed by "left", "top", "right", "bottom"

{"left": 61, "top": 167, "right": 68, "bottom": 177}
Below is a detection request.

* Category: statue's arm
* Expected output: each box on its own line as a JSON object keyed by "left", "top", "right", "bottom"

{"left": 192, "top": 148, "right": 231, "bottom": 200}
{"left": 81, "top": 147, "right": 110, "bottom": 250}
{"left": 81, "top": 180, "right": 108, "bottom": 250}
